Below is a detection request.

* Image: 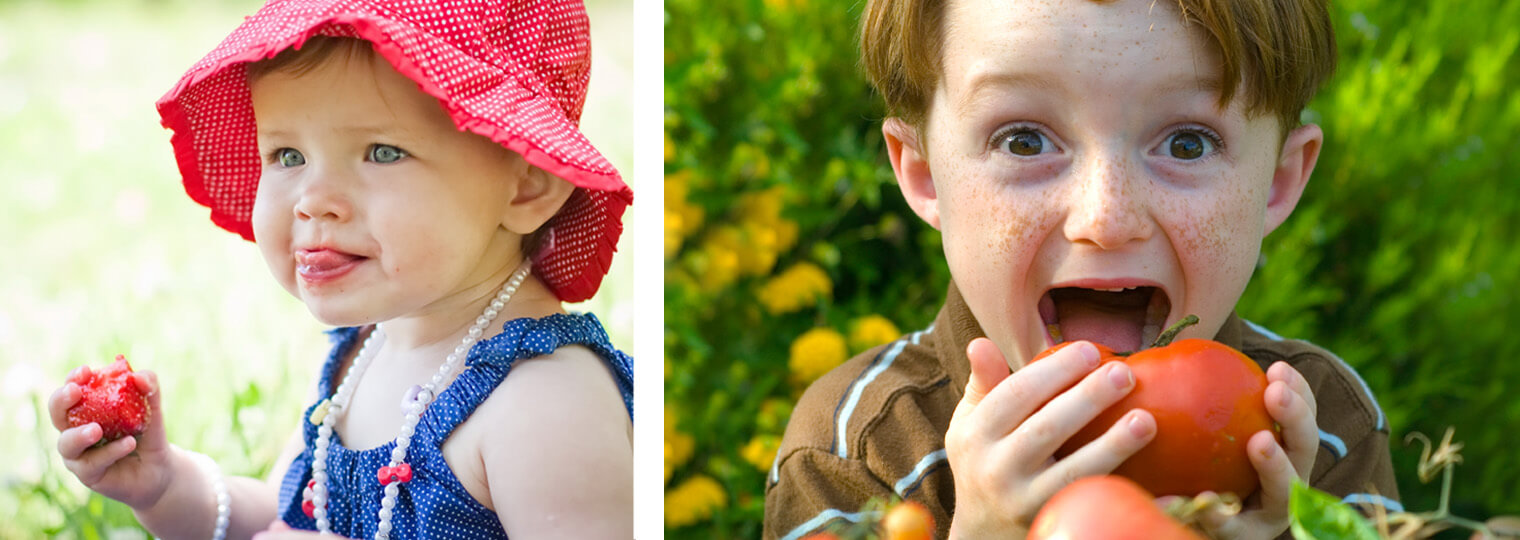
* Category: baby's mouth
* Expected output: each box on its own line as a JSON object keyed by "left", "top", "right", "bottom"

{"left": 1040, "top": 286, "right": 1171, "bottom": 352}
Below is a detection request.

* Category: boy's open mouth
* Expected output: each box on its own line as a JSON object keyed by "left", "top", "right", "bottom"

{"left": 1040, "top": 286, "right": 1171, "bottom": 352}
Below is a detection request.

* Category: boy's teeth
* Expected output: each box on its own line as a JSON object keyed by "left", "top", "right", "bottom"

{"left": 1047, "top": 323, "right": 1064, "bottom": 343}
{"left": 1094, "top": 287, "right": 1132, "bottom": 292}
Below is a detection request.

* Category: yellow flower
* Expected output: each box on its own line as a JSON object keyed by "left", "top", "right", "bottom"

{"left": 665, "top": 475, "right": 728, "bottom": 528}
{"left": 665, "top": 412, "right": 696, "bottom": 481}
{"left": 849, "top": 314, "right": 902, "bottom": 353}
{"left": 789, "top": 327, "right": 848, "bottom": 385}
{"left": 757, "top": 262, "right": 832, "bottom": 314}
{"left": 740, "top": 434, "right": 782, "bottom": 472}
{"left": 693, "top": 227, "right": 742, "bottom": 292}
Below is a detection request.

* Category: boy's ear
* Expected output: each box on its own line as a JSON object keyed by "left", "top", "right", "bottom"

{"left": 501, "top": 166, "right": 574, "bottom": 235}
{"left": 1263, "top": 123, "right": 1323, "bottom": 236}
{"left": 884, "top": 118, "right": 941, "bottom": 229}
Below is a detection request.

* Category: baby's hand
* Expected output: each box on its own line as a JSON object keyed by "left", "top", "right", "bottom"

{"left": 49, "top": 365, "right": 174, "bottom": 510}
{"left": 1184, "top": 362, "right": 1319, "bottom": 540}
{"left": 944, "top": 338, "right": 1157, "bottom": 538}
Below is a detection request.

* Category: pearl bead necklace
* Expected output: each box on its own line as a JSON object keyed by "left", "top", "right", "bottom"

{"left": 307, "top": 261, "right": 531, "bottom": 538}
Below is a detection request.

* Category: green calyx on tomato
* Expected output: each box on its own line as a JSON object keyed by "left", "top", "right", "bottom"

{"left": 1035, "top": 314, "right": 1280, "bottom": 499}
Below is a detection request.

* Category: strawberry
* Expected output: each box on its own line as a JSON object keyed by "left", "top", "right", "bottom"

{"left": 66, "top": 354, "right": 150, "bottom": 444}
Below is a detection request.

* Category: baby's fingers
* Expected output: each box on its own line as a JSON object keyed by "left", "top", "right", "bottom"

{"left": 48, "top": 382, "right": 82, "bottom": 431}
{"left": 964, "top": 338, "right": 1012, "bottom": 407}
{"left": 59, "top": 429, "right": 137, "bottom": 485}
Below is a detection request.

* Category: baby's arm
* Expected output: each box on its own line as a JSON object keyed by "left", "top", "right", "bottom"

{"left": 480, "top": 346, "right": 633, "bottom": 538}
{"left": 49, "top": 367, "right": 286, "bottom": 540}
{"left": 945, "top": 338, "right": 1157, "bottom": 538}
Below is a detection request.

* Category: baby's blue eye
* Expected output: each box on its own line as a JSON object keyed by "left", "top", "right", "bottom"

{"left": 1000, "top": 129, "right": 1052, "bottom": 156}
{"left": 275, "top": 148, "right": 305, "bottom": 167}
{"left": 368, "top": 144, "right": 408, "bottom": 163}
{"left": 1164, "top": 131, "right": 1218, "bottom": 160}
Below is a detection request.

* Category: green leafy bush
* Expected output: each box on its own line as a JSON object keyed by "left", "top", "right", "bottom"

{"left": 664, "top": 0, "right": 1520, "bottom": 536}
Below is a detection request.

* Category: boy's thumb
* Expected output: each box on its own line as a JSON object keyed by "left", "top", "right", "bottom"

{"left": 962, "top": 337, "right": 1011, "bottom": 406}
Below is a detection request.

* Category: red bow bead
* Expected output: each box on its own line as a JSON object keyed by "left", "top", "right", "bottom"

{"left": 378, "top": 463, "right": 413, "bottom": 485}
{"left": 302, "top": 500, "right": 316, "bottom": 518}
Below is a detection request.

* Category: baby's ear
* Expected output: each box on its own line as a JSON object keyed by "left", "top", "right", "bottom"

{"left": 884, "top": 118, "right": 940, "bottom": 229}
{"left": 501, "top": 165, "right": 574, "bottom": 235}
{"left": 1264, "top": 123, "right": 1323, "bottom": 236}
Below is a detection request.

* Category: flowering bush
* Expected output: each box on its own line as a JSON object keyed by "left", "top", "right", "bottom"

{"left": 665, "top": 0, "right": 1520, "bottom": 537}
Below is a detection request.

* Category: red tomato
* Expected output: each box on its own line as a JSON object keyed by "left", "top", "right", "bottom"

{"left": 1035, "top": 329, "right": 1278, "bottom": 498}
{"left": 881, "top": 501, "right": 934, "bottom": 540}
{"left": 1029, "top": 475, "right": 1205, "bottom": 540}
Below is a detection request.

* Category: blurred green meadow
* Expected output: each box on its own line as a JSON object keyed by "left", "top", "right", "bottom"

{"left": 0, "top": 0, "right": 633, "bottom": 537}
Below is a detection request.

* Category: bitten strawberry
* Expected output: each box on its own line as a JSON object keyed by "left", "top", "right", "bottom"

{"left": 66, "top": 354, "right": 150, "bottom": 444}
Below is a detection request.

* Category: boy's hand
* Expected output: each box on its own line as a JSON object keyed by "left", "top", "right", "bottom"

{"left": 944, "top": 338, "right": 1157, "bottom": 538}
{"left": 1180, "top": 362, "right": 1319, "bottom": 540}
{"left": 49, "top": 366, "right": 175, "bottom": 511}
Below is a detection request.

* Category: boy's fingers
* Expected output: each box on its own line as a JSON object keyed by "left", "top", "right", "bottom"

{"left": 1035, "top": 408, "right": 1154, "bottom": 496}
{"left": 963, "top": 338, "right": 1012, "bottom": 405}
{"left": 48, "top": 383, "right": 81, "bottom": 431}
{"left": 1248, "top": 430, "right": 1296, "bottom": 522}
{"left": 1266, "top": 381, "right": 1318, "bottom": 477}
{"left": 132, "top": 370, "right": 158, "bottom": 396}
{"left": 1268, "top": 362, "right": 1317, "bottom": 418}
{"left": 1011, "top": 360, "right": 1137, "bottom": 466}
{"left": 971, "top": 341, "right": 1099, "bottom": 440}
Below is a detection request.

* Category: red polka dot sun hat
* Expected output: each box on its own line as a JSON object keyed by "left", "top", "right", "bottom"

{"left": 157, "top": 0, "right": 631, "bottom": 303}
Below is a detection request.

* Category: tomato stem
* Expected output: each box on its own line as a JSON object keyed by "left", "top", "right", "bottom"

{"left": 1150, "top": 315, "right": 1200, "bottom": 349}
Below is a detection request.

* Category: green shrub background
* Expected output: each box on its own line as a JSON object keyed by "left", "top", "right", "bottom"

{"left": 663, "top": 0, "right": 1519, "bottom": 537}
{"left": 0, "top": 0, "right": 633, "bottom": 537}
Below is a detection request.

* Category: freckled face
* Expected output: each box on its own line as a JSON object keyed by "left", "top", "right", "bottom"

{"left": 925, "top": 0, "right": 1285, "bottom": 367}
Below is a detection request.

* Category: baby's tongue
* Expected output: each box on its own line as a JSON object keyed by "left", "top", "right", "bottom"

{"left": 1053, "top": 290, "right": 1147, "bottom": 352}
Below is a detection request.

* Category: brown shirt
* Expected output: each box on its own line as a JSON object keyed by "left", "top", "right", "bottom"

{"left": 764, "top": 281, "right": 1399, "bottom": 540}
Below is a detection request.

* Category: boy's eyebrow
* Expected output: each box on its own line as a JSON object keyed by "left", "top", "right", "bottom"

{"left": 958, "top": 70, "right": 1226, "bottom": 109}
{"left": 958, "top": 70, "right": 1063, "bottom": 108}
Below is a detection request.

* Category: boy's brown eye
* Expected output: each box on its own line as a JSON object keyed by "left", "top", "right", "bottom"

{"left": 1002, "top": 130, "right": 1046, "bottom": 156}
{"left": 1168, "top": 133, "right": 1207, "bottom": 160}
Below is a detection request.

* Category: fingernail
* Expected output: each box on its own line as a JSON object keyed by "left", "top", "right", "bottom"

{"left": 1279, "top": 385, "right": 1293, "bottom": 408}
{"left": 1127, "top": 411, "right": 1152, "bottom": 438}
{"left": 1109, "top": 363, "right": 1133, "bottom": 390}
{"left": 1078, "top": 342, "right": 1100, "bottom": 366}
{"left": 1261, "top": 442, "right": 1278, "bottom": 459}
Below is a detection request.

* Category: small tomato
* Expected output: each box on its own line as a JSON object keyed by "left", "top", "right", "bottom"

{"left": 881, "top": 501, "right": 934, "bottom": 540}
{"left": 1029, "top": 475, "right": 1205, "bottom": 540}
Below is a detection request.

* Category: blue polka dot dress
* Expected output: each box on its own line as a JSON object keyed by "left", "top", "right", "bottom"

{"left": 277, "top": 313, "right": 633, "bottom": 538}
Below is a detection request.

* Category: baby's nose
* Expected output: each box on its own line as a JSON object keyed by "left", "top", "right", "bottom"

{"left": 293, "top": 170, "right": 354, "bottom": 222}
{"left": 1063, "top": 155, "right": 1154, "bottom": 250}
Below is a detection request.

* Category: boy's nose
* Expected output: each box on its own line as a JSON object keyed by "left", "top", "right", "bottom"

{"left": 292, "top": 168, "right": 353, "bottom": 222}
{"left": 1063, "top": 155, "right": 1154, "bottom": 250}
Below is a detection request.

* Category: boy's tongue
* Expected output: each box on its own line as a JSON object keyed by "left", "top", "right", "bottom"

{"left": 1046, "top": 288, "right": 1161, "bottom": 352}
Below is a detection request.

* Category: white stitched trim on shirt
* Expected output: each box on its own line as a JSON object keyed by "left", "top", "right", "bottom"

{"left": 780, "top": 509, "right": 871, "bottom": 540}
{"left": 1343, "top": 493, "right": 1404, "bottom": 513}
{"left": 1319, "top": 428, "right": 1348, "bottom": 459}
{"left": 894, "top": 448, "right": 948, "bottom": 496}
{"left": 1243, "top": 319, "right": 1387, "bottom": 431}
{"left": 835, "top": 328, "right": 928, "bottom": 458}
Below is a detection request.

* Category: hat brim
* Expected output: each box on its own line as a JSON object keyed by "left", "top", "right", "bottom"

{"left": 157, "top": 2, "right": 630, "bottom": 303}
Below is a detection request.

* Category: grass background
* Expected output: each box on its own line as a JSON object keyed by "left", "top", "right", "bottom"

{"left": 0, "top": 0, "right": 634, "bottom": 537}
